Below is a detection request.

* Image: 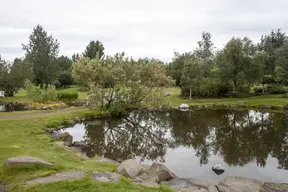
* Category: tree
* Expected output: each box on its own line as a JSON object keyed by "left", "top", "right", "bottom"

{"left": 180, "top": 59, "right": 204, "bottom": 99}
{"left": 275, "top": 43, "right": 288, "bottom": 84}
{"left": 0, "top": 57, "right": 33, "bottom": 96}
{"left": 83, "top": 40, "right": 105, "bottom": 59}
{"left": 167, "top": 52, "right": 194, "bottom": 88}
{"left": 58, "top": 72, "right": 73, "bottom": 88}
{"left": 72, "top": 54, "right": 174, "bottom": 113}
{"left": 72, "top": 53, "right": 80, "bottom": 62}
{"left": 258, "top": 29, "right": 287, "bottom": 77}
{"left": 56, "top": 56, "right": 72, "bottom": 72}
{"left": 217, "top": 37, "right": 257, "bottom": 92}
{"left": 22, "top": 25, "right": 60, "bottom": 86}
{"left": 194, "top": 32, "right": 215, "bottom": 61}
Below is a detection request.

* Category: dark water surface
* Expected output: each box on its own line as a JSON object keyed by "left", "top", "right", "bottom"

{"left": 0, "top": 102, "right": 27, "bottom": 112}
{"left": 62, "top": 109, "right": 288, "bottom": 183}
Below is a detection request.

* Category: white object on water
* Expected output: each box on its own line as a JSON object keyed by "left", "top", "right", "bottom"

{"left": 212, "top": 164, "right": 225, "bottom": 175}
{"left": 179, "top": 103, "right": 189, "bottom": 109}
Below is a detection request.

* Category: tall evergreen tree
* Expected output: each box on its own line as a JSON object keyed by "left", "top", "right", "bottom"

{"left": 22, "top": 25, "right": 59, "bottom": 85}
{"left": 83, "top": 40, "right": 105, "bottom": 59}
{"left": 258, "top": 29, "right": 287, "bottom": 77}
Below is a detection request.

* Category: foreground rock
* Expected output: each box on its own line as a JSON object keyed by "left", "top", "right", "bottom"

{"left": 212, "top": 164, "right": 225, "bottom": 175}
{"left": 217, "top": 176, "right": 264, "bottom": 192}
{"left": 262, "top": 182, "right": 288, "bottom": 192}
{"left": 92, "top": 172, "right": 121, "bottom": 182}
{"left": 0, "top": 184, "right": 5, "bottom": 192}
{"left": 117, "top": 159, "right": 142, "bottom": 178}
{"left": 162, "top": 178, "right": 217, "bottom": 192}
{"left": 72, "top": 141, "right": 88, "bottom": 149}
{"left": 51, "top": 132, "right": 73, "bottom": 147}
{"left": 149, "top": 162, "right": 177, "bottom": 182}
{"left": 25, "top": 171, "right": 85, "bottom": 185}
{"left": 97, "top": 157, "right": 119, "bottom": 165}
{"left": 6, "top": 156, "right": 53, "bottom": 168}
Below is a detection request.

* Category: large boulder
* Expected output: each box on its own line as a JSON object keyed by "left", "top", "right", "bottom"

{"left": 72, "top": 141, "right": 88, "bottom": 149}
{"left": 148, "top": 162, "right": 177, "bottom": 183}
{"left": 51, "top": 132, "right": 70, "bottom": 140}
{"left": 63, "top": 134, "right": 73, "bottom": 147}
{"left": 0, "top": 184, "right": 5, "bottom": 192}
{"left": 25, "top": 171, "right": 85, "bottom": 185}
{"left": 261, "top": 182, "right": 288, "bottom": 192}
{"left": 6, "top": 156, "right": 53, "bottom": 168}
{"left": 117, "top": 159, "right": 142, "bottom": 178}
{"left": 212, "top": 164, "right": 225, "bottom": 175}
{"left": 92, "top": 172, "right": 121, "bottom": 182}
{"left": 161, "top": 178, "right": 216, "bottom": 192}
{"left": 51, "top": 132, "right": 73, "bottom": 147}
{"left": 97, "top": 157, "right": 119, "bottom": 165}
{"left": 218, "top": 176, "right": 264, "bottom": 192}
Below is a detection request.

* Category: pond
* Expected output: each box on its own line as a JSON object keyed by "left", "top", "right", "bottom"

{"left": 0, "top": 102, "right": 27, "bottom": 112}
{"left": 61, "top": 109, "right": 288, "bottom": 183}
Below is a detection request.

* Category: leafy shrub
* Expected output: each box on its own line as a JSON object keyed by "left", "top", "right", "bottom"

{"left": 181, "top": 79, "right": 231, "bottom": 98}
{"left": 58, "top": 72, "right": 73, "bottom": 88}
{"left": 253, "top": 87, "right": 267, "bottom": 94}
{"left": 58, "top": 91, "right": 79, "bottom": 101}
{"left": 226, "top": 91, "right": 250, "bottom": 98}
{"left": 267, "top": 84, "right": 285, "bottom": 94}
{"left": 53, "top": 80, "right": 61, "bottom": 89}
{"left": 24, "top": 80, "right": 58, "bottom": 103}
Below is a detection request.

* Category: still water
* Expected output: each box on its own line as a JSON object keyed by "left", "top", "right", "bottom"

{"left": 62, "top": 109, "right": 288, "bottom": 183}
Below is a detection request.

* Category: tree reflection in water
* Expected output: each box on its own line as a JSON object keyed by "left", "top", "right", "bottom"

{"left": 82, "top": 109, "right": 288, "bottom": 170}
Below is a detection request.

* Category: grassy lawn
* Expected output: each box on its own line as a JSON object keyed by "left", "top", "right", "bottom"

{"left": 0, "top": 86, "right": 88, "bottom": 103}
{"left": 0, "top": 109, "right": 171, "bottom": 192}
{"left": 165, "top": 87, "right": 287, "bottom": 107}
{"left": 1, "top": 86, "right": 287, "bottom": 108}
{"left": 0, "top": 86, "right": 287, "bottom": 191}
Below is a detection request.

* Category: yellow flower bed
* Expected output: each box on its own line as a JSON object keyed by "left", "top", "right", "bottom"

{"left": 28, "top": 102, "right": 66, "bottom": 109}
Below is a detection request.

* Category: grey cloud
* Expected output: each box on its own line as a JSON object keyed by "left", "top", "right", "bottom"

{"left": 1, "top": 0, "right": 288, "bottom": 61}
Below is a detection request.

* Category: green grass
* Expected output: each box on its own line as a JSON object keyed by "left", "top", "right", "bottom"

{"left": 165, "top": 87, "right": 287, "bottom": 107}
{"left": 0, "top": 109, "right": 172, "bottom": 192}
{"left": 1, "top": 86, "right": 88, "bottom": 103}
{"left": 2, "top": 86, "right": 287, "bottom": 108}
{"left": 1, "top": 86, "right": 288, "bottom": 191}
{"left": 25, "top": 179, "right": 173, "bottom": 192}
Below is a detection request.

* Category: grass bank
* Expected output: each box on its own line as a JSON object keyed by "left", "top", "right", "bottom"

{"left": 2, "top": 86, "right": 287, "bottom": 109}
{"left": 0, "top": 108, "right": 171, "bottom": 192}
{"left": 165, "top": 87, "right": 287, "bottom": 108}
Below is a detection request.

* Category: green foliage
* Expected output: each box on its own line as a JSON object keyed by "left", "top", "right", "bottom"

{"left": 217, "top": 37, "right": 258, "bottom": 92}
{"left": 24, "top": 80, "right": 58, "bottom": 103}
{"left": 56, "top": 55, "right": 72, "bottom": 72}
{"left": 57, "top": 91, "right": 79, "bottom": 102}
{"left": 58, "top": 72, "right": 73, "bottom": 88}
{"left": 0, "top": 57, "right": 33, "bottom": 96}
{"left": 83, "top": 40, "right": 105, "bottom": 59}
{"left": 22, "top": 25, "right": 59, "bottom": 86}
{"left": 267, "top": 84, "right": 286, "bottom": 94}
{"left": 73, "top": 54, "right": 174, "bottom": 113}
{"left": 275, "top": 42, "right": 288, "bottom": 84}
{"left": 258, "top": 29, "right": 287, "bottom": 76}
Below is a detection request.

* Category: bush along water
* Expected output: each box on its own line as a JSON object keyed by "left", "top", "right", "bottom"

{"left": 24, "top": 80, "right": 58, "bottom": 103}
{"left": 57, "top": 91, "right": 79, "bottom": 105}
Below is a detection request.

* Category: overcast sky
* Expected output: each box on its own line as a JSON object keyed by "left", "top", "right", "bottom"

{"left": 1, "top": 0, "right": 288, "bottom": 62}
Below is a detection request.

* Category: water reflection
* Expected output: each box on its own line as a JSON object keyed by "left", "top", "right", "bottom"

{"left": 64, "top": 109, "right": 288, "bottom": 181}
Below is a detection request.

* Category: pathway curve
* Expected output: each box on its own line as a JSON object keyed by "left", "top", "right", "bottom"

{"left": 0, "top": 107, "right": 88, "bottom": 120}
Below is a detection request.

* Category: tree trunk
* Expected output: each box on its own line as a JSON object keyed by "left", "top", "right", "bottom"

{"left": 189, "top": 88, "right": 192, "bottom": 99}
